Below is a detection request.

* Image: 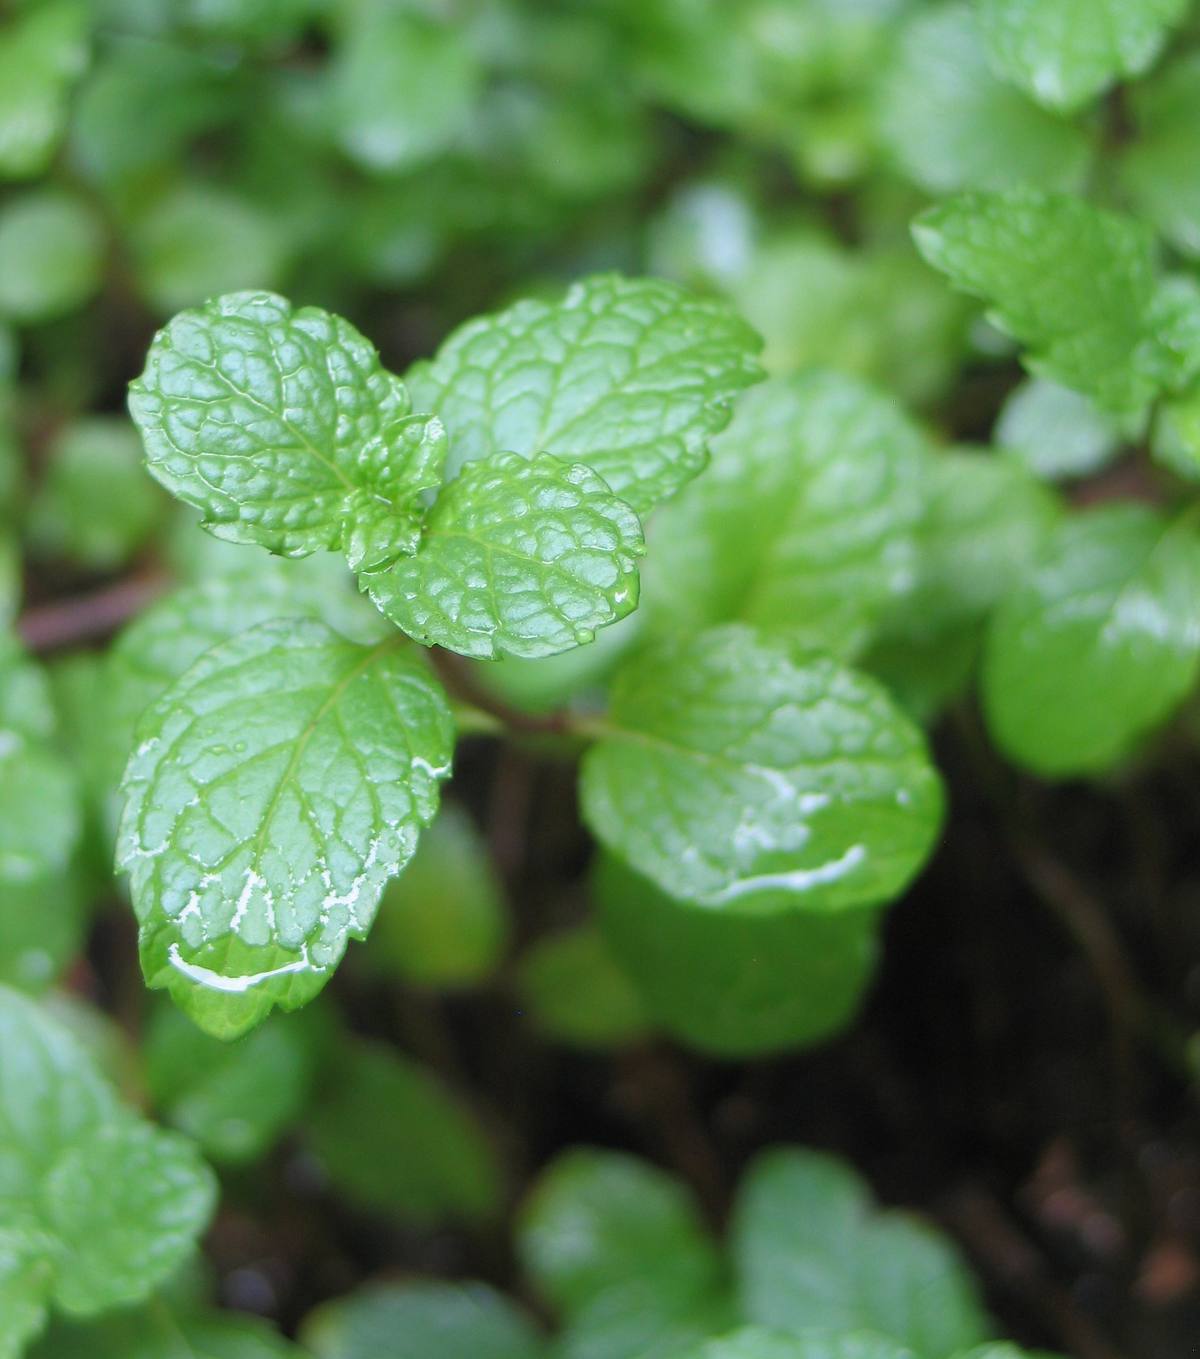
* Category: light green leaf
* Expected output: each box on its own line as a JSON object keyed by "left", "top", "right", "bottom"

{"left": 302, "top": 1281, "right": 545, "bottom": 1359}
{"left": 0, "top": 190, "right": 105, "bottom": 325}
{"left": 876, "top": 3, "right": 1090, "bottom": 196}
{"left": 561, "top": 1279, "right": 737, "bottom": 1359}
{"left": 132, "top": 185, "right": 292, "bottom": 316}
{"left": 1120, "top": 51, "right": 1200, "bottom": 258}
{"left": 672, "top": 1329, "right": 919, "bottom": 1359}
{"left": 306, "top": 1040, "right": 500, "bottom": 1225}
{"left": 0, "top": 0, "right": 90, "bottom": 180}
{"left": 732, "top": 1149, "right": 989, "bottom": 1359}
{"left": 643, "top": 372, "right": 928, "bottom": 659}
{"left": 994, "top": 378, "right": 1124, "bottom": 481}
{"left": 0, "top": 868, "right": 86, "bottom": 995}
{"left": 595, "top": 855, "right": 878, "bottom": 1057}
{"left": 145, "top": 1004, "right": 317, "bottom": 1164}
{"left": 96, "top": 569, "right": 383, "bottom": 843}
{"left": 580, "top": 626, "right": 943, "bottom": 912}
{"left": 517, "top": 1148, "right": 719, "bottom": 1318}
{"left": 116, "top": 619, "right": 454, "bottom": 1038}
{"left": 128, "top": 291, "right": 445, "bottom": 559}
{"left": 29, "top": 417, "right": 163, "bottom": 570}
{"left": 329, "top": 4, "right": 481, "bottom": 173}
{"left": 913, "top": 190, "right": 1160, "bottom": 415}
{"left": 888, "top": 448, "right": 1061, "bottom": 639}
{"left": 976, "top": 0, "right": 1188, "bottom": 113}
{"left": 366, "top": 803, "right": 507, "bottom": 989}
{"left": 517, "top": 922, "right": 650, "bottom": 1051}
{"left": 0, "top": 986, "right": 215, "bottom": 1353}
{"left": 405, "top": 274, "right": 763, "bottom": 515}
{"left": 981, "top": 504, "right": 1200, "bottom": 775}
{"left": 1154, "top": 383, "right": 1200, "bottom": 480}
{"left": 361, "top": 451, "right": 644, "bottom": 660}
{"left": 30, "top": 1307, "right": 307, "bottom": 1358}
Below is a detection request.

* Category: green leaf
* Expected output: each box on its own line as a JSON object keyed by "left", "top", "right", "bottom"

{"left": 732, "top": 1149, "right": 989, "bottom": 1359}
{"left": 145, "top": 1004, "right": 317, "bottom": 1164}
{"left": 302, "top": 1281, "right": 545, "bottom": 1359}
{"left": 0, "top": 0, "right": 90, "bottom": 180}
{"left": 976, "top": 0, "right": 1188, "bottom": 114}
{"left": 517, "top": 1148, "right": 719, "bottom": 1318}
{"left": 517, "top": 922, "right": 651, "bottom": 1051}
{"left": 994, "top": 378, "right": 1124, "bottom": 481}
{"left": 888, "top": 448, "right": 1061, "bottom": 639}
{"left": 643, "top": 372, "right": 929, "bottom": 659}
{"left": 595, "top": 856, "right": 878, "bottom": 1057}
{"left": 360, "top": 451, "right": 644, "bottom": 660}
{"left": 876, "top": 3, "right": 1090, "bottom": 196}
{"left": 672, "top": 1329, "right": 919, "bottom": 1359}
{"left": 96, "top": 569, "right": 383, "bottom": 843}
{"left": 30, "top": 1307, "right": 307, "bottom": 1359}
{"left": 0, "top": 868, "right": 86, "bottom": 995}
{"left": 116, "top": 619, "right": 454, "bottom": 1038}
{"left": 132, "top": 185, "right": 292, "bottom": 316}
{"left": 561, "top": 1280, "right": 737, "bottom": 1359}
{"left": 0, "top": 190, "right": 105, "bottom": 324}
{"left": 128, "top": 291, "right": 446, "bottom": 559}
{"left": 329, "top": 4, "right": 481, "bottom": 173}
{"left": 306, "top": 1040, "right": 500, "bottom": 1225}
{"left": 29, "top": 417, "right": 164, "bottom": 570}
{"left": 0, "top": 986, "right": 216, "bottom": 1353}
{"left": 366, "top": 803, "right": 507, "bottom": 989}
{"left": 580, "top": 626, "right": 943, "bottom": 912}
{"left": 1120, "top": 51, "right": 1200, "bottom": 258}
{"left": 405, "top": 274, "right": 763, "bottom": 515}
{"left": 913, "top": 190, "right": 1160, "bottom": 415}
{"left": 981, "top": 504, "right": 1200, "bottom": 775}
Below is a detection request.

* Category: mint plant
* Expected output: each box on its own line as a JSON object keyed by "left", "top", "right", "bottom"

{"left": 2, "top": 0, "right": 1199, "bottom": 1354}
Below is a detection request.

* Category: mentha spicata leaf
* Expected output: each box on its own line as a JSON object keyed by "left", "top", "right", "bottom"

{"left": 360, "top": 451, "right": 644, "bottom": 660}
{"left": 674, "top": 1330, "right": 918, "bottom": 1359}
{"left": 579, "top": 626, "right": 943, "bottom": 913}
{"left": 128, "top": 291, "right": 445, "bottom": 560}
{"left": 913, "top": 190, "right": 1161, "bottom": 415}
{"left": 976, "top": 0, "right": 1189, "bottom": 114}
{"left": 0, "top": 985, "right": 216, "bottom": 1355}
{"left": 116, "top": 618, "right": 454, "bottom": 1039}
{"left": 981, "top": 504, "right": 1200, "bottom": 776}
{"left": 405, "top": 273, "right": 764, "bottom": 514}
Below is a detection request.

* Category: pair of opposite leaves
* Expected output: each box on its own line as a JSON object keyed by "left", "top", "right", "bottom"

{"left": 119, "top": 277, "right": 943, "bottom": 1039}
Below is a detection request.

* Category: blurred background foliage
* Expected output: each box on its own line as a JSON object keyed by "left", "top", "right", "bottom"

{"left": 3, "top": 1, "right": 1200, "bottom": 1356}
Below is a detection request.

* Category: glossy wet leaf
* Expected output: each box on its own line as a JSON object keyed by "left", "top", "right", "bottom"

{"left": 732, "top": 1149, "right": 989, "bottom": 1359}
{"left": 129, "top": 291, "right": 445, "bottom": 558}
{"left": 982, "top": 505, "right": 1200, "bottom": 775}
{"left": 0, "top": 986, "right": 215, "bottom": 1354}
{"left": 976, "top": 0, "right": 1188, "bottom": 113}
{"left": 302, "top": 1281, "right": 545, "bottom": 1359}
{"left": 405, "top": 274, "right": 763, "bottom": 514}
{"left": 580, "top": 626, "right": 943, "bottom": 912}
{"left": 877, "top": 3, "right": 1090, "bottom": 195}
{"left": 913, "top": 190, "right": 1160, "bottom": 415}
{"left": 595, "top": 855, "right": 878, "bottom": 1057}
{"left": 644, "top": 372, "right": 928, "bottom": 658}
{"left": 517, "top": 1147, "right": 720, "bottom": 1317}
{"left": 306, "top": 1041, "right": 500, "bottom": 1225}
{"left": 117, "top": 619, "right": 454, "bottom": 1038}
{"left": 360, "top": 451, "right": 644, "bottom": 660}
{"left": 517, "top": 923, "right": 651, "bottom": 1050}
